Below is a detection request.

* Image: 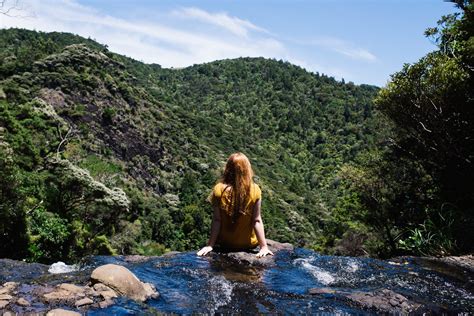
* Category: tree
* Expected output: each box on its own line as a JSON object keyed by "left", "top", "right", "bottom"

{"left": 371, "top": 0, "right": 473, "bottom": 254}
{"left": 0, "top": 141, "right": 29, "bottom": 258}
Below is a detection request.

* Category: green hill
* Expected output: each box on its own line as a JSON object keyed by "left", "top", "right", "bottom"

{"left": 0, "top": 28, "right": 381, "bottom": 262}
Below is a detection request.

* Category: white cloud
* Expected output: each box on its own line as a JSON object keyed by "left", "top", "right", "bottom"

{"left": 0, "top": 0, "right": 362, "bottom": 82}
{"left": 0, "top": 0, "right": 35, "bottom": 17}
{"left": 288, "top": 58, "right": 353, "bottom": 81}
{"left": 303, "top": 37, "right": 377, "bottom": 62}
{"left": 171, "top": 7, "right": 270, "bottom": 38}
{"left": 0, "top": 0, "right": 285, "bottom": 67}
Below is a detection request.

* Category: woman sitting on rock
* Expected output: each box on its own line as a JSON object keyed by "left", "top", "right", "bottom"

{"left": 197, "top": 152, "right": 273, "bottom": 258}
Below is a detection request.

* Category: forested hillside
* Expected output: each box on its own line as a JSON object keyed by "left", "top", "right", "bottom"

{"left": 1, "top": 0, "right": 472, "bottom": 264}
{"left": 0, "top": 28, "right": 382, "bottom": 262}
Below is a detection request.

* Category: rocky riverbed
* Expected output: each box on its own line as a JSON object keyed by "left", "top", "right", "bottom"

{"left": 0, "top": 262, "right": 158, "bottom": 315}
{"left": 0, "top": 241, "right": 473, "bottom": 314}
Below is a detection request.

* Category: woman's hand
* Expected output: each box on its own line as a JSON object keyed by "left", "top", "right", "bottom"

{"left": 197, "top": 246, "right": 213, "bottom": 256}
{"left": 256, "top": 246, "right": 274, "bottom": 258}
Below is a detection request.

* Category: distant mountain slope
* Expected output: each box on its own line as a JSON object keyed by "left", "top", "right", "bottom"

{"left": 0, "top": 28, "right": 380, "bottom": 262}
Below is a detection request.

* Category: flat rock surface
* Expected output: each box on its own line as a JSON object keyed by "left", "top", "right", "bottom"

{"left": 212, "top": 239, "right": 294, "bottom": 267}
{"left": 16, "top": 297, "right": 30, "bottom": 307}
{"left": 346, "top": 289, "right": 421, "bottom": 313}
{"left": 308, "top": 287, "right": 337, "bottom": 295}
{"left": 0, "top": 300, "right": 9, "bottom": 309}
{"left": 46, "top": 308, "right": 81, "bottom": 316}
{"left": 409, "top": 255, "right": 474, "bottom": 291}
{"left": 309, "top": 287, "right": 422, "bottom": 313}
{"left": 0, "top": 259, "right": 48, "bottom": 283}
{"left": 74, "top": 297, "right": 93, "bottom": 307}
{"left": 426, "top": 255, "right": 474, "bottom": 272}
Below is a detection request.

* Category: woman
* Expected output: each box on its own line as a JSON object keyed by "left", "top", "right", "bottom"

{"left": 197, "top": 152, "right": 273, "bottom": 258}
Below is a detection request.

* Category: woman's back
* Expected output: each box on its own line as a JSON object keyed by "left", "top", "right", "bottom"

{"left": 197, "top": 152, "right": 272, "bottom": 257}
{"left": 211, "top": 182, "right": 261, "bottom": 249}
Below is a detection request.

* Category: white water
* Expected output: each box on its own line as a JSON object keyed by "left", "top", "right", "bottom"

{"left": 208, "top": 275, "right": 234, "bottom": 313}
{"left": 48, "top": 261, "right": 79, "bottom": 274}
{"left": 345, "top": 259, "right": 359, "bottom": 273}
{"left": 294, "top": 258, "right": 336, "bottom": 285}
{"left": 182, "top": 267, "right": 234, "bottom": 314}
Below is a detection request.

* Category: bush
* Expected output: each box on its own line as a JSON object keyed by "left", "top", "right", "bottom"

{"left": 28, "top": 207, "right": 71, "bottom": 262}
{"left": 102, "top": 107, "right": 116, "bottom": 124}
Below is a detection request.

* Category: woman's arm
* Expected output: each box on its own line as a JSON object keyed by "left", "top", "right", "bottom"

{"left": 252, "top": 199, "right": 274, "bottom": 257}
{"left": 197, "top": 204, "right": 221, "bottom": 256}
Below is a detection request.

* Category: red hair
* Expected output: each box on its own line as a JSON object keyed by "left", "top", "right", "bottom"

{"left": 221, "top": 152, "right": 254, "bottom": 222}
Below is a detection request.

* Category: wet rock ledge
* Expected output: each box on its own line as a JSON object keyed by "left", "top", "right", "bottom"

{"left": 210, "top": 239, "right": 294, "bottom": 267}
{"left": 0, "top": 263, "right": 158, "bottom": 315}
{"left": 309, "top": 288, "right": 421, "bottom": 314}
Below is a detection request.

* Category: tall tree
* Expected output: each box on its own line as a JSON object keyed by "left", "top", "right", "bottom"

{"left": 372, "top": 0, "right": 473, "bottom": 254}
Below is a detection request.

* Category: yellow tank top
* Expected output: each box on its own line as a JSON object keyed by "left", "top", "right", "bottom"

{"left": 210, "top": 182, "right": 261, "bottom": 249}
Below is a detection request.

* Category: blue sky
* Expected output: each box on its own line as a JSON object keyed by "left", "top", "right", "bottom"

{"left": 0, "top": 0, "right": 460, "bottom": 86}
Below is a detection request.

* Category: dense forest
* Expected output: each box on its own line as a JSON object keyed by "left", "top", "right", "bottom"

{"left": 0, "top": 0, "right": 472, "bottom": 263}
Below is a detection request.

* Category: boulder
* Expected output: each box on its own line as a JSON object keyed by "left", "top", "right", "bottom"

{"left": 42, "top": 283, "right": 88, "bottom": 303}
{"left": 90, "top": 264, "right": 158, "bottom": 302}
{"left": 93, "top": 283, "right": 113, "bottom": 292}
{"left": 0, "top": 282, "right": 18, "bottom": 298}
{"left": 92, "top": 282, "right": 118, "bottom": 300}
{"left": 1, "top": 282, "right": 18, "bottom": 293}
{"left": 74, "top": 297, "right": 93, "bottom": 307}
{"left": 0, "top": 294, "right": 12, "bottom": 301}
{"left": 16, "top": 297, "right": 30, "bottom": 307}
{"left": 99, "top": 298, "right": 114, "bottom": 308}
{"left": 46, "top": 309, "right": 81, "bottom": 316}
{"left": 142, "top": 282, "right": 158, "bottom": 298}
{"left": 58, "top": 283, "right": 85, "bottom": 295}
{"left": 100, "top": 290, "right": 118, "bottom": 300}
{"left": 43, "top": 289, "right": 76, "bottom": 303}
{"left": 0, "top": 300, "right": 9, "bottom": 309}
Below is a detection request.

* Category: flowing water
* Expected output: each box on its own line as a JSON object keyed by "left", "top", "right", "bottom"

{"left": 1, "top": 248, "right": 473, "bottom": 314}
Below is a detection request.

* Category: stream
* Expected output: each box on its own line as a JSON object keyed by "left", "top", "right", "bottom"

{"left": 0, "top": 248, "right": 473, "bottom": 314}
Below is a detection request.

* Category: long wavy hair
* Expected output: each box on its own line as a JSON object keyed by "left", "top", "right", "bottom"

{"left": 221, "top": 152, "right": 254, "bottom": 223}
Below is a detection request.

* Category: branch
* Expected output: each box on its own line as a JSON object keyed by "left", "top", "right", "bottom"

{"left": 1, "top": 0, "right": 19, "bottom": 16}
{"left": 419, "top": 121, "right": 432, "bottom": 133}
{"left": 25, "top": 199, "right": 43, "bottom": 215}
{"left": 56, "top": 125, "right": 75, "bottom": 158}
{"left": 0, "top": 0, "right": 35, "bottom": 18}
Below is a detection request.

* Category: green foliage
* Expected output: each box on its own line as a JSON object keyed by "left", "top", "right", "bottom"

{"left": 28, "top": 207, "right": 71, "bottom": 262}
{"left": 397, "top": 205, "right": 456, "bottom": 256}
{"left": 0, "top": 29, "right": 106, "bottom": 78}
{"left": 361, "top": 1, "right": 474, "bottom": 256}
{"left": 19, "top": 7, "right": 474, "bottom": 260}
{"left": 88, "top": 235, "right": 116, "bottom": 256}
{"left": 79, "top": 154, "right": 122, "bottom": 179}
{"left": 110, "top": 220, "right": 143, "bottom": 255}
{"left": 5, "top": 18, "right": 469, "bottom": 263}
{"left": 102, "top": 107, "right": 116, "bottom": 124}
{"left": 136, "top": 241, "right": 168, "bottom": 256}
{"left": 0, "top": 141, "right": 29, "bottom": 259}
